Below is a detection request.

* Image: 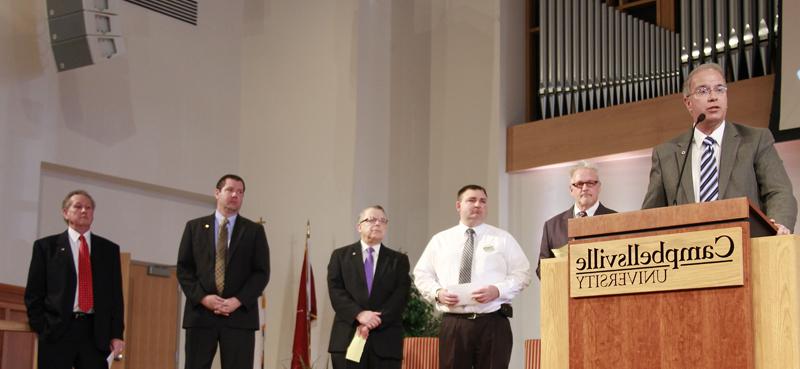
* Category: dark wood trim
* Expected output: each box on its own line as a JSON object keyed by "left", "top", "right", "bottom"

{"left": 0, "top": 284, "right": 25, "bottom": 309}
{"left": 507, "top": 74, "right": 774, "bottom": 172}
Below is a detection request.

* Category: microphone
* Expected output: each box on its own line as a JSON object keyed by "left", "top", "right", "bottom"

{"left": 672, "top": 113, "right": 706, "bottom": 206}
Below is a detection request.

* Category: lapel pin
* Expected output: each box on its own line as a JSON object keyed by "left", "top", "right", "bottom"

{"left": 681, "top": 150, "right": 687, "bottom": 155}
{"left": 204, "top": 224, "right": 210, "bottom": 229}
{"left": 352, "top": 252, "right": 357, "bottom": 256}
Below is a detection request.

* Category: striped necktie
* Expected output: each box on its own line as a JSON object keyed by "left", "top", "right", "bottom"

{"left": 699, "top": 136, "right": 719, "bottom": 202}
{"left": 458, "top": 228, "right": 475, "bottom": 284}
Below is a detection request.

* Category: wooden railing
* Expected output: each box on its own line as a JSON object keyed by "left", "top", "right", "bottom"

{"left": 0, "top": 283, "right": 36, "bottom": 369}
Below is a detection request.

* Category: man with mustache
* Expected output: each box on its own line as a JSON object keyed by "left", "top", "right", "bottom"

{"left": 536, "top": 162, "right": 616, "bottom": 278}
{"left": 642, "top": 62, "right": 797, "bottom": 234}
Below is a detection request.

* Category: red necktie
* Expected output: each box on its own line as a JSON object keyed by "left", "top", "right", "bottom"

{"left": 78, "top": 234, "right": 94, "bottom": 312}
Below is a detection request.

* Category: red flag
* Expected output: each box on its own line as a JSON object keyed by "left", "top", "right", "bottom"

{"left": 291, "top": 232, "right": 317, "bottom": 369}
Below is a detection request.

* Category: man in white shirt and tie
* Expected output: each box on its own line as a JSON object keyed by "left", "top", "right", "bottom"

{"left": 414, "top": 185, "right": 531, "bottom": 369}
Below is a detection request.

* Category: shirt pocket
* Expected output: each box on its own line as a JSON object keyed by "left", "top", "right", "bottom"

{"left": 474, "top": 236, "right": 506, "bottom": 274}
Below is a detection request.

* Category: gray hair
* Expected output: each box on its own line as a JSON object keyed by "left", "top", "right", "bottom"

{"left": 357, "top": 205, "right": 386, "bottom": 223}
{"left": 569, "top": 161, "right": 598, "bottom": 179}
{"left": 683, "top": 63, "right": 725, "bottom": 96}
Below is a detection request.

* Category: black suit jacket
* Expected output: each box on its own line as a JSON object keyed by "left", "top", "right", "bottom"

{"left": 24, "top": 231, "right": 124, "bottom": 351}
{"left": 177, "top": 214, "right": 270, "bottom": 330}
{"left": 327, "top": 242, "right": 410, "bottom": 359}
{"left": 536, "top": 203, "right": 616, "bottom": 277}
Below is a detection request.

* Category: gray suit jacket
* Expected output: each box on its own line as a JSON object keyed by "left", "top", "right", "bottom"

{"left": 535, "top": 203, "right": 616, "bottom": 278}
{"left": 642, "top": 121, "right": 797, "bottom": 231}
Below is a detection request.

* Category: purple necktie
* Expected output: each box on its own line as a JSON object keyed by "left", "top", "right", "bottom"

{"left": 364, "top": 247, "right": 375, "bottom": 295}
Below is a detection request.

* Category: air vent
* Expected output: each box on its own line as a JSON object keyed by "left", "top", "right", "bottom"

{"left": 124, "top": 0, "right": 197, "bottom": 25}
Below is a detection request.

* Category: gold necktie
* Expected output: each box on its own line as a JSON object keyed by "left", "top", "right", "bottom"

{"left": 215, "top": 218, "right": 229, "bottom": 294}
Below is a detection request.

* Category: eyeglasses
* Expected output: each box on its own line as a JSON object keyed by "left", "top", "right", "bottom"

{"left": 571, "top": 180, "right": 599, "bottom": 189}
{"left": 359, "top": 217, "right": 389, "bottom": 225}
{"left": 690, "top": 85, "right": 727, "bottom": 97}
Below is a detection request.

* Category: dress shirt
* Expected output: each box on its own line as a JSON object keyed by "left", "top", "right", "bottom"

{"left": 360, "top": 241, "right": 381, "bottom": 274}
{"left": 691, "top": 122, "right": 725, "bottom": 202}
{"left": 67, "top": 227, "right": 92, "bottom": 313}
{"left": 573, "top": 200, "right": 600, "bottom": 217}
{"left": 413, "top": 222, "right": 531, "bottom": 314}
{"left": 214, "top": 210, "right": 237, "bottom": 247}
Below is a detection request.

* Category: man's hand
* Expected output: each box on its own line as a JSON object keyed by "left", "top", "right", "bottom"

{"left": 436, "top": 289, "right": 459, "bottom": 306}
{"left": 356, "top": 310, "right": 382, "bottom": 329}
{"left": 201, "top": 295, "right": 225, "bottom": 311}
{"left": 771, "top": 219, "right": 791, "bottom": 235}
{"left": 356, "top": 324, "right": 370, "bottom": 339}
{"left": 214, "top": 297, "right": 242, "bottom": 316}
{"left": 110, "top": 339, "right": 125, "bottom": 356}
{"left": 471, "top": 285, "right": 499, "bottom": 304}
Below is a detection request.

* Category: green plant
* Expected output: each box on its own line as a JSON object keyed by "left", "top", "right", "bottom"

{"left": 402, "top": 281, "right": 441, "bottom": 337}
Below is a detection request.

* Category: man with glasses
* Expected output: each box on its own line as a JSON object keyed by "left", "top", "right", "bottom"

{"left": 536, "top": 162, "right": 617, "bottom": 278}
{"left": 642, "top": 62, "right": 796, "bottom": 234}
{"left": 327, "top": 205, "right": 410, "bottom": 369}
{"left": 414, "top": 185, "right": 531, "bottom": 369}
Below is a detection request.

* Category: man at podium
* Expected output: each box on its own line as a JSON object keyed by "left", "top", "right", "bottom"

{"left": 642, "top": 62, "right": 797, "bottom": 234}
{"left": 535, "top": 161, "right": 616, "bottom": 278}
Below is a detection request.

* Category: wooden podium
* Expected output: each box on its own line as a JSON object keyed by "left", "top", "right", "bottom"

{"left": 540, "top": 198, "right": 800, "bottom": 369}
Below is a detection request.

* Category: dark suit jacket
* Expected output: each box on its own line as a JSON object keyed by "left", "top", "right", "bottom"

{"left": 327, "top": 242, "right": 410, "bottom": 359}
{"left": 536, "top": 203, "right": 616, "bottom": 277}
{"left": 177, "top": 214, "right": 270, "bottom": 330}
{"left": 24, "top": 231, "right": 124, "bottom": 351}
{"left": 642, "top": 122, "right": 797, "bottom": 231}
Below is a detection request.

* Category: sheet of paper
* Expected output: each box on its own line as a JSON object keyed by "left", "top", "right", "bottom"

{"left": 345, "top": 332, "right": 367, "bottom": 362}
{"left": 446, "top": 283, "right": 479, "bottom": 306}
{"left": 552, "top": 243, "right": 568, "bottom": 258}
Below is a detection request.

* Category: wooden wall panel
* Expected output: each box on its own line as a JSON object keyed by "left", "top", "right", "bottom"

{"left": 0, "top": 283, "right": 35, "bottom": 369}
{"left": 508, "top": 75, "right": 774, "bottom": 172}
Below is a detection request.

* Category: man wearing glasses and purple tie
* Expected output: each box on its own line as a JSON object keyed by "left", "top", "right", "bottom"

{"left": 327, "top": 205, "right": 411, "bottom": 369}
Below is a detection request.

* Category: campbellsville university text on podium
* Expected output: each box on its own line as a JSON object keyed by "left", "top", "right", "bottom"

{"left": 569, "top": 227, "right": 743, "bottom": 297}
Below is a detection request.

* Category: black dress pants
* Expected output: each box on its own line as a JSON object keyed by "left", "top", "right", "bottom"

{"left": 438, "top": 313, "right": 512, "bottom": 369}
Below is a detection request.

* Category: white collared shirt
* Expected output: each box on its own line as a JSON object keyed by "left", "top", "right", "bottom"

{"left": 67, "top": 227, "right": 92, "bottom": 313}
{"left": 413, "top": 222, "right": 532, "bottom": 314}
{"left": 691, "top": 121, "right": 726, "bottom": 202}
{"left": 360, "top": 240, "right": 381, "bottom": 274}
{"left": 574, "top": 201, "right": 600, "bottom": 217}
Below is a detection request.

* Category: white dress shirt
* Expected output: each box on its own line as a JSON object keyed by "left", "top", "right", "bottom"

{"left": 413, "top": 222, "right": 532, "bottom": 313}
{"left": 360, "top": 240, "right": 381, "bottom": 274}
{"left": 574, "top": 200, "right": 600, "bottom": 217}
{"left": 691, "top": 121, "right": 725, "bottom": 202}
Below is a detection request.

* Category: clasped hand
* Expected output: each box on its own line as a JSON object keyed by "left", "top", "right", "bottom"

{"left": 201, "top": 295, "right": 241, "bottom": 316}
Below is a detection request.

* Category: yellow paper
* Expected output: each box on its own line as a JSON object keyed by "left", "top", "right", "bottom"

{"left": 345, "top": 332, "right": 367, "bottom": 362}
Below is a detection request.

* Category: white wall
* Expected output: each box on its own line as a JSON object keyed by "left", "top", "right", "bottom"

{"left": 237, "top": 0, "right": 525, "bottom": 367}
{"left": 1, "top": 0, "right": 248, "bottom": 285}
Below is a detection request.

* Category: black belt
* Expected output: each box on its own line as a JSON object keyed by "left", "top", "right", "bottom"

{"left": 72, "top": 312, "right": 94, "bottom": 319}
{"left": 444, "top": 310, "right": 501, "bottom": 320}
